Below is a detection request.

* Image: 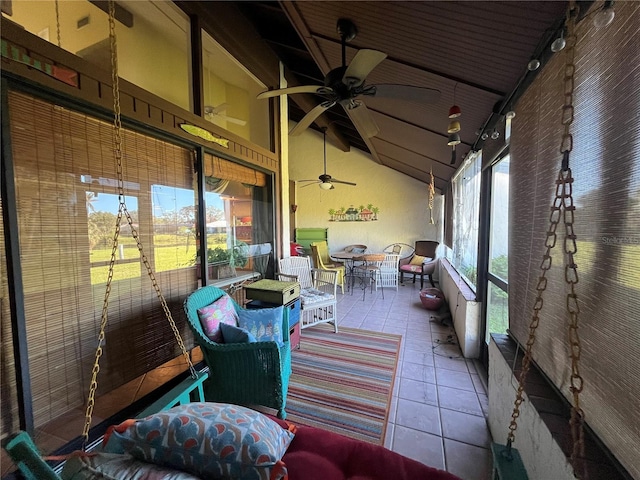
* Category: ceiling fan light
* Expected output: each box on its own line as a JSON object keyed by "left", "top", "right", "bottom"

{"left": 447, "top": 133, "right": 461, "bottom": 146}
{"left": 448, "top": 105, "right": 461, "bottom": 118}
{"left": 319, "top": 182, "right": 333, "bottom": 190}
{"left": 447, "top": 120, "right": 461, "bottom": 134}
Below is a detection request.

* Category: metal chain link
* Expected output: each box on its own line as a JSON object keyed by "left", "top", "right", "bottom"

{"left": 507, "top": 4, "right": 585, "bottom": 479}
{"left": 428, "top": 168, "right": 435, "bottom": 224}
{"left": 559, "top": 4, "right": 586, "bottom": 478}
{"left": 81, "top": 0, "right": 196, "bottom": 449}
{"left": 55, "top": 0, "right": 61, "bottom": 48}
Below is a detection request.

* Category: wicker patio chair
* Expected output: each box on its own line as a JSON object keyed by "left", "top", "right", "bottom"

{"left": 183, "top": 286, "right": 291, "bottom": 419}
{"left": 311, "top": 243, "right": 345, "bottom": 294}
{"left": 278, "top": 256, "right": 339, "bottom": 332}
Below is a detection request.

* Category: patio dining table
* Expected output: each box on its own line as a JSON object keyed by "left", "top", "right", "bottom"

{"left": 332, "top": 251, "right": 386, "bottom": 296}
{"left": 331, "top": 251, "right": 364, "bottom": 292}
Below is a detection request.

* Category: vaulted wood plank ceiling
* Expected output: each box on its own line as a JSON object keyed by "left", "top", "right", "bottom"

{"left": 196, "top": 1, "right": 587, "bottom": 191}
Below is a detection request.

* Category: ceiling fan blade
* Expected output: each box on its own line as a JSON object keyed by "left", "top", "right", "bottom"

{"left": 331, "top": 179, "right": 357, "bottom": 186}
{"left": 289, "top": 103, "right": 332, "bottom": 136}
{"left": 300, "top": 181, "right": 321, "bottom": 188}
{"left": 297, "top": 179, "right": 319, "bottom": 183}
{"left": 369, "top": 84, "right": 441, "bottom": 104}
{"left": 343, "top": 49, "right": 387, "bottom": 87}
{"left": 257, "top": 85, "right": 322, "bottom": 99}
{"left": 205, "top": 103, "right": 228, "bottom": 114}
{"left": 345, "top": 102, "right": 380, "bottom": 138}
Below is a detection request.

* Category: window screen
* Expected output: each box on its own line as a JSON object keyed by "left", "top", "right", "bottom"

{"left": 509, "top": 3, "right": 640, "bottom": 476}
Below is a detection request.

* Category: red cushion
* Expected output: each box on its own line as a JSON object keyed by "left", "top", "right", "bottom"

{"left": 268, "top": 416, "right": 460, "bottom": 480}
{"left": 400, "top": 264, "right": 423, "bottom": 273}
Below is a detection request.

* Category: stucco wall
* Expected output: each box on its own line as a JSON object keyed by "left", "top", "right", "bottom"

{"left": 488, "top": 340, "right": 575, "bottom": 480}
{"left": 289, "top": 127, "right": 441, "bottom": 253}
{"left": 439, "top": 260, "right": 481, "bottom": 358}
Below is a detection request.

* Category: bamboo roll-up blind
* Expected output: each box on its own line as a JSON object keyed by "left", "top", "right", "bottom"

{"left": 7, "top": 90, "right": 198, "bottom": 429}
{"left": 204, "top": 153, "right": 266, "bottom": 186}
{"left": 509, "top": 3, "right": 640, "bottom": 477}
{"left": 0, "top": 199, "right": 20, "bottom": 440}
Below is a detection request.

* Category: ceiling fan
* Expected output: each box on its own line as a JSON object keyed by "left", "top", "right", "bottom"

{"left": 299, "top": 128, "right": 356, "bottom": 190}
{"left": 204, "top": 103, "right": 247, "bottom": 126}
{"left": 257, "top": 18, "right": 441, "bottom": 138}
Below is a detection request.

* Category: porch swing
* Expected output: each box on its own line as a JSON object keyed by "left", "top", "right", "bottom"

{"left": 492, "top": 3, "right": 587, "bottom": 479}
{"left": 4, "top": 2, "right": 208, "bottom": 478}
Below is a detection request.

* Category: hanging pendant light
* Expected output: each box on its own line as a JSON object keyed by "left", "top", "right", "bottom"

{"left": 448, "top": 105, "right": 461, "bottom": 119}
{"left": 447, "top": 120, "right": 461, "bottom": 133}
{"left": 448, "top": 83, "right": 461, "bottom": 118}
{"left": 447, "top": 133, "right": 461, "bottom": 146}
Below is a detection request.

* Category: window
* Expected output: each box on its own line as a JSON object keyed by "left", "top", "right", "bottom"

{"left": 485, "top": 154, "right": 510, "bottom": 341}
{"left": 6, "top": 91, "right": 199, "bottom": 445}
{"left": 451, "top": 151, "right": 482, "bottom": 287}
{"left": 201, "top": 154, "right": 274, "bottom": 283}
{"left": 4, "top": 0, "right": 191, "bottom": 110}
{"left": 201, "top": 31, "right": 270, "bottom": 150}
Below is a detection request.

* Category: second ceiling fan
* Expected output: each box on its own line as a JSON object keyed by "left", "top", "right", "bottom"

{"left": 299, "top": 127, "right": 356, "bottom": 190}
{"left": 257, "top": 18, "right": 441, "bottom": 138}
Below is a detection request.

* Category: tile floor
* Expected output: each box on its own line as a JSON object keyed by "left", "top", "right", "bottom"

{"left": 337, "top": 281, "right": 493, "bottom": 480}
{"left": 2, "top": 281, "right": 493, "bottom": 480}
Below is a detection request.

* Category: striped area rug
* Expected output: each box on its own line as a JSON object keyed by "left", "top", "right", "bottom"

{"left": 286, "top": 324, "right": 401, "bottom": 445}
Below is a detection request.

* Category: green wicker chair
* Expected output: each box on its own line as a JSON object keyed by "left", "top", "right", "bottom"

{"left": 183, "top": 286, "right": 291, "bottom": 419}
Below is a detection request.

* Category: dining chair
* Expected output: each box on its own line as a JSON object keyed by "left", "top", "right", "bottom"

{"left": 310, "top": 242, "right": 345, "bottom": 293}
{"left": 344, "top": 244, "right": 368, "bottom": 254}
{"left": 352, "top": 253, "right": 386, "bottom": 300}
{"left": 379, "top": 253, "right": 400, "bottom": 291}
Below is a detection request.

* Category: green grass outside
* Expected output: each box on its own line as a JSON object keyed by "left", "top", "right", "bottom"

{"left": 89, "top": 235, "right": 232, "bottom": 284}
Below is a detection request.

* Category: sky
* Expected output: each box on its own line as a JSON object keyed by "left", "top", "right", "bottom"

{"left": 88, "top": 184, "right": 223, "bottom": 215}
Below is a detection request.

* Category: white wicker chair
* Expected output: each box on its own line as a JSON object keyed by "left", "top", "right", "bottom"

{"left": 278, "top": 256, "right": 338, "bottom": 332}
{"left": 378, "top": 253, "right": 400, "bottom": 290}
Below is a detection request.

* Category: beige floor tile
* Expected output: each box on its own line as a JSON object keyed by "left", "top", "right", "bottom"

{"left": 398, "top": 377, "right": 439, "bottom": 406}
{"left": 396, "top": 398, "right": 442, "bottom": 436}
{"left": 392, "top": 425, "right": 445, "bottom": 471}
{"left": 436, "top": 368, "right": 475, "bottom": 392}
{"left": 440, "top": 408, "right": 492, "bottom": 448}
{"left": 443, "top": 438, "right": 492, "bottom": 480}
{"left": 437, "top": 385, "right": 483, "bottom": 416}
{"left": 401, "top": 361, "right": 436, "bottom": 384}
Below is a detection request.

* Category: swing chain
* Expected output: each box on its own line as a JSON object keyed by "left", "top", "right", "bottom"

{"left": 428, "top": 168, "right": 435, "bottom": 224}
{"left": 559, "top": 3, "right": 586, "bottom": 477}
{"left": 81, "top": 0, "right": 196, "bottom": 450}
{"left": 507, "top": 3, "right": 586, "bottom": 478}
{"left": 506, "top": 170, "right": 560, "bottom": 448}
{"left": 54, "top": 0, "right": 61, "bottom": 48}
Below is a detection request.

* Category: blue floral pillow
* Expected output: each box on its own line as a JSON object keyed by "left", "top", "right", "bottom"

{"left": 237, "top": 306, "right": 285, "bottom": 347}
{"left": 103, "top": 403, "right": 295, "bottom": 480}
